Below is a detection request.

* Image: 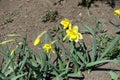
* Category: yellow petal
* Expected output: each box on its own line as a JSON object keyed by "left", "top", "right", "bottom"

{"left": 73, "top": 26, "right": 78, "bottom": 32}
{"left": 114, "top": 9, "right": 120, "bottom": 17}
{"left": 66, "top": 29, "right": 70, "bottom": 34}
{"left": 63, "top": 35, "right": 68, "bottom": 41}
{"left": 78, "top": 33, "right": 83, "bottom": 39}
{"left": 60, "top": 19, "right": 72, "bottom": 29}
{"left": 33, "top": 38, "right": 41, "bottom": 46}
{"left": 10, "top": 49, "right": 15, "bottom": 56}
{"left": 69, "top": 33, "right": 77, "bottom": 40}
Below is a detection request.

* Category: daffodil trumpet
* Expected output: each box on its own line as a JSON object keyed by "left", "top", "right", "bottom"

{"left": 63, "top": 25, "right": 83, "bottom": 42}
{"left": 43, "top": 40, "right": 57, "bottom": 53}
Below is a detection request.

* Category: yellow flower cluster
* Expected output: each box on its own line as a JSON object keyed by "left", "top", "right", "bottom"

{"left": 61, "top": 19, "right": 83, "bottom": 42}
{"left": 33, "top": 31, "right": 56, "bottom": 53}
{"left": 33, "top": 18, "right": 83, "bottom": 53}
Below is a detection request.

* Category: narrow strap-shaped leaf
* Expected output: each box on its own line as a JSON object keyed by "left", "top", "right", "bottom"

{"left": 58, "top": 59, "right": 64, "bottom": 70}
{"left": 86, "top": 59, "right": 120, "bottom": 68}
{"left": 82, "top": 41, "right": 90, "bottom": 62}
{"left": 91, "top": 36, "right": 97, "bottom": 62}
{"left": 77, "top": 51, "right": 86, "bottom": 64}
{"left": 2, "top": 55, "right": 14, "bottom": 73}
{"left": 82, "top": 21, "right": 95, "bottom": 35}
{"left": 19, "top": 55, "right": 27, "bottom": 71}
{"left": 11, "top": 72, "right": 27, "bottom": 80}
{"left": 95, "top": 18, "right": 105, "bottom": 34}
{"left": 109, "top": 71, "right": 119, "bottom": 80}
{"left": 99, "top": 35, "right": 120, "bottom": 60}
{"left": 109, "top": 21, "right": 120, "bottom": 30}
{"left": 0, "top": 71, "right": 5, "bottom": 79}
{"left": 68, "top": 70, "right": 82, "bottom": 78}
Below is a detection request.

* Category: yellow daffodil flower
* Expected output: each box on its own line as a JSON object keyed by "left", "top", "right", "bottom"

{"left": 43, "top": 44, "right": 53, "bottom": 53}
{"left": 43, "top": 40, "right": 56, "bottom": 53}
{"left": 63, "top": 26, "right": 83, "bottom": 42}
{"left": 114, "top": 9, "right": 120, "bottom": 17}
{"left": 33, "top": 31, "right": 47, "bottom": 46}
{"left": 60, "top": 18, "right": 72, "bottom": 29}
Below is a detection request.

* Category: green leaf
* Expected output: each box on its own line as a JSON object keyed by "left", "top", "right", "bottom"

{"left": 19, "top": 55, "right": 27, "bottom": 71}
{"left": 95, "top": 19, "right": 99, "bottom": 30}
{"left": 58, "top": 59, "right": 64, "bottom": 70}
{"left": 109, "top": 21, "right": 120, "bottom": 30}
{"left": 52, "top": 76, "right": 64, "bottom": 80}
{"left": 100, "top": 35, "right": 120, "bottom": 60}
{"left": 70, "top": 52, "right": 80, "bottom": 67}
{"left": 36, "top": 57, "right": 42, "bottom": 65}
{"left": 82, "top": 22, "right": 95, "bottom": 35}
{"left": 91, "top": 37, "right": 97, "bottom": 62}
{"left": 53, "top": 26, "right": 59, "bottom": 31}
{"left": 5, "top": 66, "right": 14, "bottom": 76}
{"left": 0, "top": 71, "right": 5, "bottom": 79}
{"left": 68, "top": 71, "right": 82, "bottom": 78}
{"left": 82, "top": 41, "right": 90, "bottom": 62}
{"left": 109, "top": 71, "right": 119, "bottom": 80}
{"left": 45, "top": 33, "right": 48, "bottom": 43}
{"left": 31, "top": 60, "right": 39, "bottom": 67}
{"left": 76, "top": 51, "right": 86, "bottom": 64}
{"left": 11, "top": 72, "right": 27, "bottom": 80}
{"left": 95, "top": 19, "right": 105, "bottom": 34}
{"left": 2, "top": 56, "right": 14, "bottom": 73}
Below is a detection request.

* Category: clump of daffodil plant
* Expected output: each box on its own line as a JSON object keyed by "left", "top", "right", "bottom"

{"left": 0, "top": 18, "right": 120, "bottom": 80}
